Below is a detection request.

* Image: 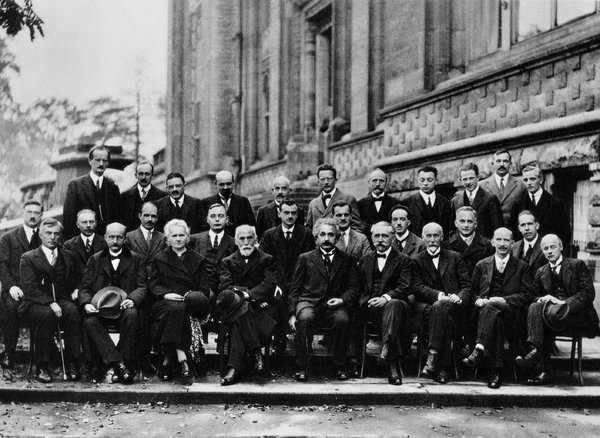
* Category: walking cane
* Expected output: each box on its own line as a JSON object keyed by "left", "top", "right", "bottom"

{"left": 51, "top": 283, "right": 68, "bottom": 381}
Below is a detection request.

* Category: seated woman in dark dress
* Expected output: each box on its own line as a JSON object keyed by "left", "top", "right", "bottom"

{"left": 149, "top": 219, "right": 213, "bottom": 380}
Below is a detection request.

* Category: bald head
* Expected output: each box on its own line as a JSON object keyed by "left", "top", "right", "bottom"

{"left": 215, "top": 170, "right": 234, "bottom": 198}
{"left": 422, "top": 222, "right": 443, "bottom": 251}
{"left": 492, "top": 227, "right": 513, "bottom": 256}
{"left": 371, "top": 221, "right": 394, "bottom": 253}
{"left": 540, "top": 234, "right": 563, "bottom": 263}
{"left": 368, "top": 168, "right": 388, "bottom": 197}
{"left": 271, "top": 175, "right": 291, "bottom": 203}
{"left": 105, "top": 222, "right": 126, "bottom": 252}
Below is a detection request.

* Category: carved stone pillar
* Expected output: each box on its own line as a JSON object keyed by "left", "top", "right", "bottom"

{"left": 303, "top": 22, "right": 316, "bottom": 141}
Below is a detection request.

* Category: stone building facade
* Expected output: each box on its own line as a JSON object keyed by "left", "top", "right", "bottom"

{"left": 166, "top": 0, "right": 600, "bottom": 276}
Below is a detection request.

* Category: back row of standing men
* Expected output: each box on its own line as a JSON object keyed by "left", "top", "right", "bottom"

{"left": 0, "top": 145, "right": 591, "bottom": 388}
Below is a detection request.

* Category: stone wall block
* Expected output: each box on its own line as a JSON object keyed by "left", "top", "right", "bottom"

{"left": 531, "top": 79, "right": 542, "bottom": 95}
{"left": 500, "top": 103, "right": 507, "bottom": 118}
{"left": 421, "top": 114, "right": 427, "bottom": 127}
{"left": 461, "top": 114, "right": 468, "bottom": 128}
{"left": 585, "top": 63, "right": 596, "bottom": 81}
{"left": 488, "top": 91, "right": 497, "bottom": 107}
{"left": 470, "top": 100, "right": 477, "bottom": 113}
{"left": 521, "top": 96, "right": 530, "bottom": 113}
{"left": 571, "top": 83, "right": 581, "bottom": 100}
{"left": 545, "top": 90, "right": 554, "bottom": 106}
{"left": 428, "top": 103, "right": 435, "bottom": 115}
{"left": 510, "top": 114, "right": 518, "bottom": 128}
{"left": 557, "top": 71, "right": 568, "bottom": 89}
{"left": 479, "top": 107, "right": 487, "bottom": 123}
{"left": 428, "top": 123, "right": 435, "bottom": 137}
{"left": 400, "top": 112, "right": 406, "bottom": 123}
{"left": 413, "top": 127, "right": 420, "bottom": 140}
{"left": 394, "top": 123, "right": 400, "bottom": 135}
{"left": 399, "top": 132, "right": 405, "bottom": 143}
{"left": 585, "top": 95, "right": 595, "bottom": 111}
{"left": 510, "top": 87, "right": 519, "bottom": 102}
{"left": 452, "top": 102, "right": 460, "bottom": 118}
{"left": 533, "top": 108, "right": 541, "bottom": 123}
{"left": 521, "top": 71, "right": 530, "bottom": 86}
{"left": 499, "top": 78, "right": 508, "bottom": 92}
{"left": 542, "top": 63, "right": 554, "bottom": 78}
{"left": 436, "top": 109, "right": 443, "bottom": 123}
{"left": 557, "top": 101, "right": 567, "bottom": 117}
{"left": 444, "top": 119, "right": 451, "bottom": 132}
{"left": 568, "top": 55, "right": 582, "bottom": 71}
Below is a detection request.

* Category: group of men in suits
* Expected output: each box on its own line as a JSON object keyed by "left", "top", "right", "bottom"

{"left": 1, "top": 145, "right": 596, "bottom": 389}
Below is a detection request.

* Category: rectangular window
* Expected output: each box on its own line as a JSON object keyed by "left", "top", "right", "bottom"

{"left": 515, "top": 0, "right": 597, "bottom": 43}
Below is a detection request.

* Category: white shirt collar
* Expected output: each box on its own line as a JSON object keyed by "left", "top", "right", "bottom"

{"left": 171, "top": 195, "right": 185, "bottom": 206}
{"left": 427, "top": 247, "right": 441, "bottom": 257}
{"left": 495, "top": 253, "right": 510, "bottom": 267}
{"left": 419, "top": 190, "right": 436, "bottom": 204}
{"left": 494, "top": 173, "right": 507, "bottom": 187}
{"left": 461, "top": 233, "right": 475, "bottom": 246}
{"left": 141, "top": 227, "right": 153, "bottom": 239}
{"left": 531, "top": 187, "right": 544, "bottom": 200}
{"left": 138, "top": 184, "right": 150, "bottom": 194}
{"left": 322, "top": 187, "right": 337, "bottom": 198}
{"left": 22, "top": 224, "right": 35, "bottom": 241}
{"left": 89, "top": 172, "right": 104, "bottom": 186}
{"left": 524, "top": 235, "right": 538, "bottom": 247}
{"left": 41, "top": 245, "right": 56, "bottom": 264}
{"left": 397, "top": 230, "right": 410, "bottom": 242}
{"left": 109, "top": 249, "right": 123, "bottom": 257}
{"left": 208, "top": 229, "right": 224, "bottom": 240}
{"left": 80, "top": 233, "right": 95, "bottom": 243}
{"left": 377, "top": 247, "right": 392, "bottom": 257}
{"left": 372, "top": 192, "right": 385, "bottom": 200}
{"left": 550, "top": 256, "right": 563, "bottom": 269}
{"left": 282, "top": 224, "right": 295, "bottom": 234}
{"left": 466, "top": 186, "right": 479, "bottom": 198}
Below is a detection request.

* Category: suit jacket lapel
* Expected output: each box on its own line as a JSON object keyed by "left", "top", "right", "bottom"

{"left": 117, "top": 253, "right": 133, "bottom": 275}
{"left": 16, "top": 227, "right": 29, "bottom": 252}
{"left": 438, "top": 251, "right": 450, "bottom": 278}
{"left": 268, "top": 202, "right": 279, "bottom": 227}
{"left": 486, "top": 177, "right": 502, "bottom": 200}
{"left": 531, "top": 243, "right": 543, "bottom": 267}
{"left": 364, "top": 252, "right": 375, "bottom": 292}
{"left": 310, "top": 251, "right": 329, "bottom": 280}
{"left": 83, "top": 175, "right": 98, "bottom": 206}
{"left": 100, "top": 253, "right": 114, "bottom": 278}
{"left": 73, "top": 237, "right": 87, "bottom": 261}
{"left": 503, "top": 256, "right": 517, "bottom": 285}
{"left": 504, "top": 176, "right": 518, "bottom": 201}
{"left": 241, "top": 251, "right": 258, "bottom": 277}
{"left": 33, "top": 248, "right": 54, "bottom": 279}
{"left": 329, "top": 250, "right": 343, "bottom": 279}
{"left": 540, "top": 265, "right": 552, "bottom": 293}
{"left": 323, "top": 190, "right": 342, "bottom": 217}
{"left": 216, "top": 235, "right": 231, "bottom": 261}
{"left": 180, "top": 197, "right": 192, "bottom": 219}
{"left": 562, "top": 259, "right": 573, "bottom": 290}
{"left": 380, "top": 251, "right": 399, "bottom": 291}
{"left": 472, "top": 189, "right": 484, "bottom": 210}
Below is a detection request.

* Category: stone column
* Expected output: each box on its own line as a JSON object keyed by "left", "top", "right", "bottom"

{"left": 303, "top": 21, "right": 316, "bottom": 141}
{"left": 586, "top": 162, "right": 600, "bottom": 280}
{"left": 350, "top": 0, "right": 370, "bottom": 133}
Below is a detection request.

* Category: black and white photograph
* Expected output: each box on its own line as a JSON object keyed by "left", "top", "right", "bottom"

{"left": 0, "top": 0, "right": 600, "bottom": 436}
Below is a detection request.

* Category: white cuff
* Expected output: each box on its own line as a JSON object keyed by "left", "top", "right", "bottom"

{"left": 383, "top": 294, "right": 392, "bottom": 302}
{"left": 437, "top": 292, "right": 445, "bottom": 301}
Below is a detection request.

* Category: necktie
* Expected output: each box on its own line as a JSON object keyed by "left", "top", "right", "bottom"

{"left": 213, "top": 234, "right": 219, "bottom": 248}
{"left": 175, "top": 199, "right": 181, "bottom": 210}
{"left": 397, "top": 239, "right": 405, "bottom": 252}
{"left": 498, "top": 260, "right": 505, "bottom": 273}
{"left": 85, "top": 237, "right": 91, "bottom": 252}
{"left": 50, "top": 250, "right": 57, "bottom": 266}
{"left": 141, "top": 188, "right": 147, "bottom": 200}
{"left": 323, "top": 253, "right": 332, "bottom": 275}
{"left": 551, "top": 264, "right": 561, "bottom": 275}
{"left": 530, "top": 194, "right": 536, "bottom": 206}
{"left": 523, "top": 244, "right": 532, "bottom": 262}
{"left": 427, "top": 196, "right": 432, "bottom": 207}
{"left": 341, "top": 231, "right": 347, "bottom": 249}
{"left": 285, "top": 231, "right": 292, "bottom": 241}
{"left": 146, "top": 230, "right": 152, "bottom": 246}
{"left": 499, "top": 177, "right": 505, "bottom": 198}
{"left": 322, "top": 193, "right": 332, "bottom": 208}
{"left": 30, "top": 229, "right": 39, "bottom": 250}
{"left": 96, "top": 178, "right": 101, "bottom": 190}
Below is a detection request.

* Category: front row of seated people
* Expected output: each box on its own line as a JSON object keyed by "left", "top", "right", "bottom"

{"left": 15, "top": 214, "right": 599, "bottom": 388}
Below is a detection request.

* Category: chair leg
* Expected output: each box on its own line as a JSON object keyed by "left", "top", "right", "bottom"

{"left": 569, "top": 337, "right": 576, "bottom": 381}
{"left": 360, "top": 325, "right": 366, "bottom": 378}
{"left": 27, "top": 328, "right": 35, "bottom": 375}
{"left": 577, "top": 336, "right": 584, "bottom": 386}
{"left": 218, "top": 323, "right": 227, "bottom": 378}
{"left": 416, "top": 332, "right": 423, "bottom": 378}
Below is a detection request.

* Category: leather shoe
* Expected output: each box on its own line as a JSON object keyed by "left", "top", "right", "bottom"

{"left": 220, "top": 367, "right": 239, "bottom": 386}
{"left": 376, "top": 344, "right": 389, "bottom": 367}
{"left": 436, "top": 369, "right": 449, "bottom": 384}
{"left": 88, "top": 364, "right": 105, "bottom": 383}
{"left": 2, "top": 352, "right": 14, "bottom": 369}
{"left": 421, "top": 352, "right": 438, "bottom": 376}
{"left": 515, "top": 347, "right": 540, "bottom": 368}
{"left": 348, "top": 359, "right": 359, "bottom": 378}
{"left": 294, "top": 369, "right": 307, "bottom": 382}
{"left": 114, "top": 362, "right": 135, "bottom": 384}
{"left": 388, "top": 361, "right": 402, "bottom": 386}
{"left": 336, "top": 368, "right": 349, "bottom": 381}
{"left": 36, "top": 367, "right": 53, "bottom": 384}
{"left": 527, "top": 371, "right": 551, "bottom": 385}
{"left": 462, "top": 347, "right": 484, "bottom": 369}
{"left": 140, "top": 362, "right": 157, "bottom": 376}
{"left": 254, "top": 350, "right": 265, "bottom": 375}
{"left": 179, "top": 360, "right": 191, "bottom": 378}
{"left": 488, "top": 369, "right": 502, "bottom": 389}
{"left": 68, "top": 362, "right": 81, "bottom": 381}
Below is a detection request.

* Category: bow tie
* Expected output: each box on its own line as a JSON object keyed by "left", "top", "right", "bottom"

{"left": 242, "top": 255, "right": 251, "bottom": 261}
{"left": 322, "top": 193, "right": 332, "bottom": 200}
{"left": 428, "top": 252, "right": 440, "bottom": 259}
{"left": 109, "top": 254, "right": 121, "bottom": 260}
{"left": 376, "top": 253, "right": 387, "bottom": 259}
